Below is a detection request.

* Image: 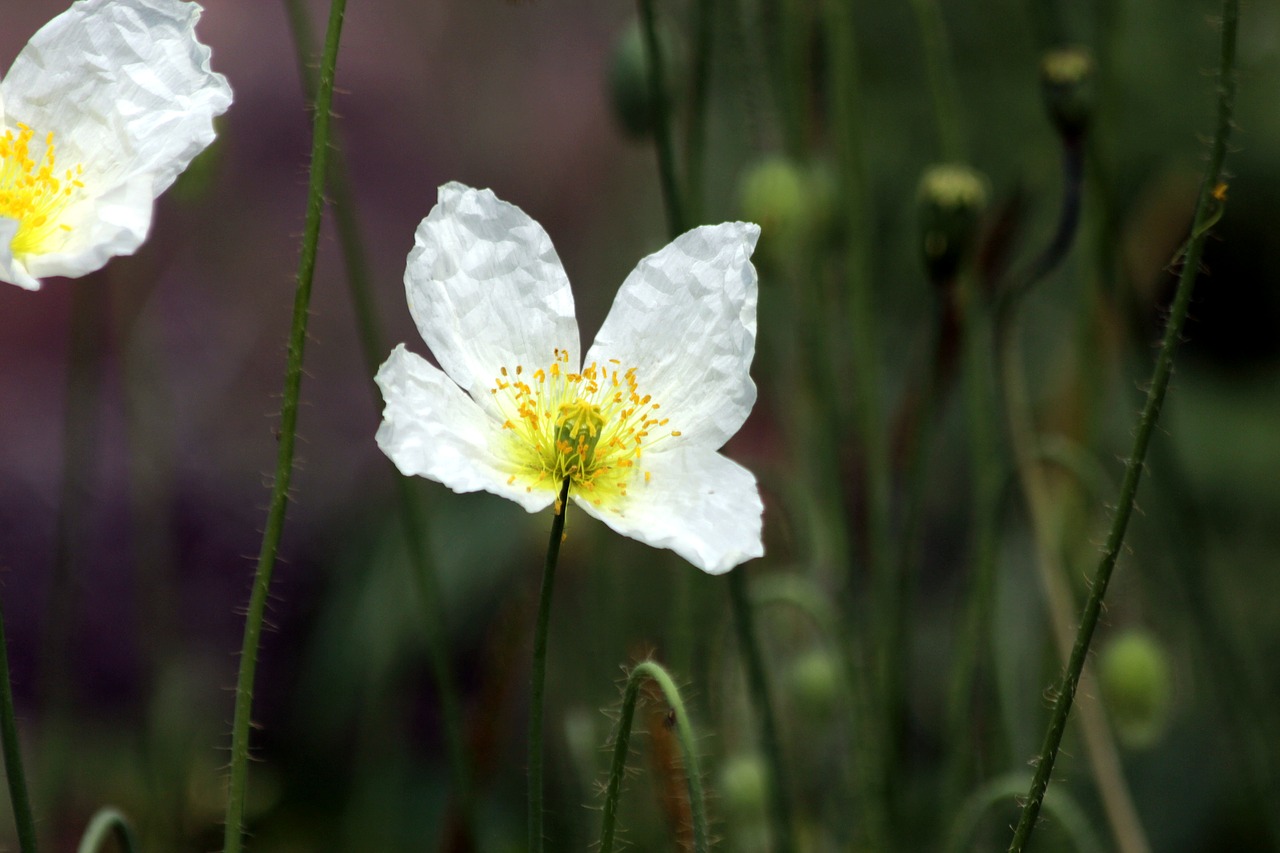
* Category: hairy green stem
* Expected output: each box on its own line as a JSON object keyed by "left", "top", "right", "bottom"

{"left": 528, "top": 477, "right": 571, "bottom": 853}
{"left": 1007, "top": 1, "right": 1239, "bottom": 848}
{"left": 76, "top": 808, "right": 139, "bottom": 853}
{"left": 599, "top": 660, "right": 708, "bottom": 853}
{"left": 636, "top": 0, "right": 686, "bottom": 234}
{"left": 222, "top": 1, "right": 346, "bottom": 848}
{"left": 728, "top": 572, "right": 795, "bottom": 853}
{"left": 278, "top": 0, "right": 477, "bottom": 841}
{"left": 0, "top": 595, "right": 36, "bottom": 853}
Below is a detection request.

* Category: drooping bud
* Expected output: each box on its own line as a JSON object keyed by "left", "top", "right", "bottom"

{"left": 608, "top": 20, "right": 677, "bottom": 140}
{"left": 786, "top": 648, "right": 841, "bottom": 721}
{"left": 1040, "top": 47, "right": 1094, "bottom": 139}
{"left": 917, "top": 163, "right": 988, "bottom": 284}
{"left": 1099, "top": 628, "right": 1174, "bottom": 749}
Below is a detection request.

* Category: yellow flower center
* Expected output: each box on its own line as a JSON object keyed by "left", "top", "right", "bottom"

{"left": 0, "top": 123, "right": 83, "bottom": 257}
{"left": 491, "top": 348, "right": 681, "bottom": 507}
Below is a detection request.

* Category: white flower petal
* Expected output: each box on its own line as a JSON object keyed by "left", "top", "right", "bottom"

{"left": 405, "top": 183, "right": 580, "bottom": 416}
{"left": 376, "top": 344, "right": 557, "bottom": 514}
{"left": 585, "top": 222, "right": 760, "bottom": 450}
{"left": 0, "top": 219, "right": 39, "bottom": 290}
{"left": 1, "top": 0, "right": 231, "bottom": 282}
{"left": 575, "top": 445, "right": 763, "bottom": 575}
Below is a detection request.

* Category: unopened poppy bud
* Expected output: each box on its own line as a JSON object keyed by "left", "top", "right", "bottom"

{"left": 787, "top": 648, "right": 841, "bottom": 720}
{"left": 608, "top": 20, "right": 677, "bottom": 140}
{"left": 917, "top": 164, "right": 988, "bottom": 284}
{"left": 1040, "top": 47, "right": 1094, "bottom": 139}
{"left": 1099, "top": 629, "right": 1174, "bottom": 749}
{"left": 739, "top": 156, "right": 807, "bottom": 263}
{"left": 720, "top": 752, "right": 769, "bottom": 816}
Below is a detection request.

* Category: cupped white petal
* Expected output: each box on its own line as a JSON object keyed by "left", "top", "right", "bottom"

{"left": 1, "top": 0, "right": 231, "bottom": 280}
{"left": 585, "top": 222, "right": 760, "bottom": 451}
{"left": 575, "top": 445, "right": 763, "bottom": 575}
{"left": 0, "top": 219, "right": 39, "bottom": 290}
{"left": 376, "top": 344, "right": 557, "bottom": 514}
{"left": 405, "top": 183, "right": 580, "bottom": 417}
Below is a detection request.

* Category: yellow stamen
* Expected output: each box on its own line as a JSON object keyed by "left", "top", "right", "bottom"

{"left": 0, "top": 124, "right": 83, "bottom": 257}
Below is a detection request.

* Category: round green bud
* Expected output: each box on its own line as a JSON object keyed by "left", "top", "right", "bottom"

{"left": 1099, "top": 628, "right": 1174, "bottom": 749}
{"left": 738, "top": 156, "right": 812, "bottom": 267}
{"left": 787, "top": 648, "right": 842, "bottom": 720}
{"left": 608, "top": 21, "right": 676, "bottom": 140}
{"left": 719, "top": 752, "right": 770, "bottom": 817}
{"left": 917, "top": 163, "right": 988, "bottom": 284}
{"left": 1040, "top": 47, "right": 1094, "bottom": 138}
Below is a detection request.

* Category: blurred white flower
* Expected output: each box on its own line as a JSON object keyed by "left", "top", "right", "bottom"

{"left": 0, "top": 0, "right": 232, "bottom": 289}
{"left": 376, "top": 183, "right": 764, "bottom": 575}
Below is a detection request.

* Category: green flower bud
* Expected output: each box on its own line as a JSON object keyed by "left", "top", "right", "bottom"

{"left": 787, "top": 648, "right": 841, "bottom": 721}
{"left": 739, "top": 156, "right": 824, "bottom": 267}
{"left": 608, "top": 20, "right": 676, "bottom": 140}
{"left": 1099, "top": 628, "right": 1174, "bottom": 749}
{"left": 917, "top": 163, "right": 988, "bottom": 284}
{"left": 719, "top": 752, "right": 770, "bottom": 817}
{"left": 1040, "top": 47, "right": 1094, "bottom": 139}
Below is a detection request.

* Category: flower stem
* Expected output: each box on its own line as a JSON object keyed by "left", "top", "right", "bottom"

{"left": 222, "top": 0, "right": 346, "bottom": 849}
{"left": 599, "top": 660, "right": 709, "bottom": 853}
{"left": 908, "top": 0, "right": 964, "bottom": 162}
{"left": 528, "top": 476, "right": 571, "bottom": 853}
{"left": 76, "top": 808, "right": 139, "bottom": 853}
{"left": 728, "top": 571, "right": 794, "bottom": 853}
{"left": 0, "top": 594, "right": 36, "bottom": 853}
{"left": 636, "top": 0, "right": 687, "bottom": 234}
{"left": 278, "top": 0, "right": 477, "bottom": 842}
{"left": 1006, "top": 1, "right": 1240, "bottom": 848}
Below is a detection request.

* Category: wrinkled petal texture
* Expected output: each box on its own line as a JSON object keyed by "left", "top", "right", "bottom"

{"left": 406, "top": 183, "right": 579, "bottom": 418}
{"left": 585, "top": 223, "right": 760, "bottom": 450}
{"left": 375, "top": 344, "right": 556, "bottom": 514}
{"left": 1, "top": 0, "right": 232, "bottom": 283}
{"left": 576, "top": 445, "right": 764, "bottom": 575}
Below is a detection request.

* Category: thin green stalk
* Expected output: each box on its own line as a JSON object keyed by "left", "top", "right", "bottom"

{"left": 528, "top": 477, "right": 571, "bottom": 853}
{"left": 948, "top": 773, "right": 1103, "bottom": 853}
{"left": 0, "top": 595, "right": 36, "bottom": 853}
{"left": 222, "top": 1, "right": 346, "bottom": 849}
{"left": 76, "top": 808, "right": 139, "bottom": 853}
{"left": 636, "top": 0, "right": 686, "bottom": 234}
{"left": 1007, "top": 1, "right": 1240, "bottom": 848}
{"left": 908, "top": 0, "right": 964, "bottom": 161}
{"left": 599, "top": 660, "right": 709, "bottom": 853}
{"left": 278, "top": 0, "right": 477, "bottom": 841}
{"left": 683, "top": 0, "right": 715, "bottom": 223}
{"left": 728, "top": 572, "right": 794, "bottom": 853}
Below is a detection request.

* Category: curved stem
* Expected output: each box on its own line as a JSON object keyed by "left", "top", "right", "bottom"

{"left": 527, "top": 477, "right": 571, "bottom": 853}
{"left": 278, "top": 0, "right": 477, "bottom": 841}
{"left": 728, "top": 572, "right": 795, "bottom": 853}
{"left": 222, "top": 1, "right": 347, "bottom": 849}
{"left": 636, "top": 0, "right": 686, "bottom": 235}
{"left": 0, "top": 595, "right": 36, "bottom": 853}
{"left": 599, "top": 660, "right": 709, "bottom": 853}
{"left": 1007, "top": 1, "right": 1240, "bottom": 848}
{"left": 947, "top": 773, "right": 1103, "bottom": 853}
{"left": 76, "top": 808, "right": 139, "bottom": 853}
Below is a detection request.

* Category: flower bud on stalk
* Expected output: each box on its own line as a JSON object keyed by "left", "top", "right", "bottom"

{"left": 608, "top": 20, "right": 679, "bottom": 140}
{"left": 917, "top": 164, "right": 988, "bottom": 286}
{"left": 1099, "top": 628, "right": 1174, "bottom": 748}
{"left": 1040, "top": 47, "right": 1095, "bottom": 141}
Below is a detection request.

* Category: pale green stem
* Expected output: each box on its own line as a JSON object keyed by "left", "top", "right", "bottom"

{"left": 0, "top": 594, "right": 36, "bottom": 853}
{"left": 728, "top": 572, "right": 794, "bottom": 853}
{"left": 1007, "top": 1, "right": 1239, "bottom": 847}
{"left": 908, "top": 0, "right": 964, "bottom": 161}
{"left": 598, "top": 660, "right": 709, "bottom": 853}
{"left": 527, "top": 477, "right": 571, "bottom": 853}
{"left": 278, "top": 0, "right": 477, "bottom": 840}
{"left": 76, "top": 808, "right": 139, "bottom": 853}
{"left": 222, "top": 0, "right": 346, "bottom": 848}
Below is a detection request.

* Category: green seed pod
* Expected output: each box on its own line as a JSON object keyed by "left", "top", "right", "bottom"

{"left": 787, "top": 648, "right": 841, "bottom": 721}
{"left": 608, "top": 20, "right": 676, "bottom": 140}
{"left": 719, "top": 752, "right": 770, "bottom": 817}
{"left": 1099, "top": 628, "right": 1174, "bottom": 749}
{"left": 1040, "top": 47, "right": 1094, "bottom": 139}
{"left": 917, "top": 163, "right": 988, "bottom": 284}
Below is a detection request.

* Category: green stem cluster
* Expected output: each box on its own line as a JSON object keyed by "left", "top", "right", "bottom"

{"left": 598, "top": 660, "right": 709, "bottom": 853}
{"left": 222, "top": 0, "right": 347, "bottom": 848}
{"left": 0, "top": 595, "right": 36, "bottom": 853}
{"left": 1007, "top": 0, "right": 1240, "bottom": 848}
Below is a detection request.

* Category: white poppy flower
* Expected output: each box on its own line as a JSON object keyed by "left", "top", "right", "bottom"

{"left": 376, "top": 183, "right": 765, "bottom": 575}
{"left": 0, "top": 0, "right": 232, "bottom": 290}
